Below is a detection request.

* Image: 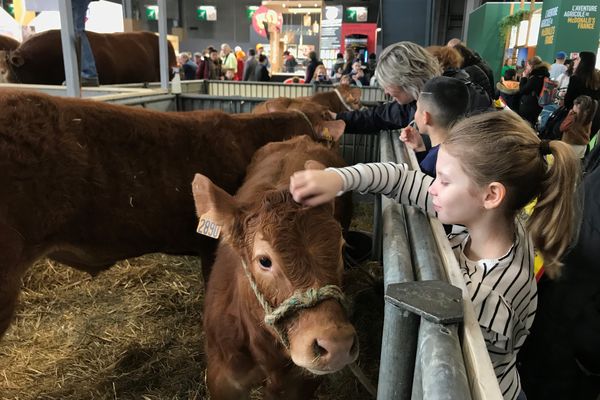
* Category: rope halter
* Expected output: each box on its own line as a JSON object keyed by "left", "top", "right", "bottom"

{"left": 239, "top": 257, "right": 349, "bottom": 349}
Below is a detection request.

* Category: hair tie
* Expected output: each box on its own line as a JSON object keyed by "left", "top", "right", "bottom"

{"left": 539, "top": 140, "right": 552, "bottom": 156}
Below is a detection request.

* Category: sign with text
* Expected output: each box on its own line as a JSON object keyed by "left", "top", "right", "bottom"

{"left": 320, "top": 6, "right": 343, "bottom": 69}
{"left": 537, "top": 0, "right": 599, "bottom": 63}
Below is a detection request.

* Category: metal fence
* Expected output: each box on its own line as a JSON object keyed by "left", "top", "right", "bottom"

{"left": 376, "top": 131, "right": 503, "bottom": 400}
{"left": 106, "top": 79, "right": 388, "bottom": 105}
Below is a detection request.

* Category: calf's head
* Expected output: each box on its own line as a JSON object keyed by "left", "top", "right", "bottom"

{"left": 0, "top": 50, "right": 22, "bottom": 83}
{"left": 336, "top": 84, "right": 363, "bottom": 110}
{"left": 192, "top": 174, "right": 358, "bottom": 374}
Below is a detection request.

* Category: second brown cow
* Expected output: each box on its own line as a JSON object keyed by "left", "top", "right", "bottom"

{"left": 0, "top": 30, "right": 176, "bottom": 85}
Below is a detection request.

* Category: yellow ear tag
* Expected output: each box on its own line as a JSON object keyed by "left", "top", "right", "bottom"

{"left": 196, "top": 213, "right": 222, "bottom": 239}
{"left": 322, "top": 127, "right": 333, "bottom": 142}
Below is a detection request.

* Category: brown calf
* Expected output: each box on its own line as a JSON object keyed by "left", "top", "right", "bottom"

{"left": 0, "top": 89, "right": 344, "bottom": 338}
{"left": 253, "top": 84, "right": 362, "bottom": 117}
{"left": 192, "top": 135, "right": 358, "bottom": 400}
{"left": 0, "top": 30, "right": 176, "bottom": 85}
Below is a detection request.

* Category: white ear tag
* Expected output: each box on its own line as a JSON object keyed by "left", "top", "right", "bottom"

{"left": 196, "top": 213, "right": 222, "bottom": 239}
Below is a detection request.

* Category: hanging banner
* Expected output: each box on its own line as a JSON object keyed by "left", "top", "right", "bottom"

{"left": 537, "top": 0, "right": 599, "bottom": 63}
{"left": 251, "top": 6, "right": 282, "bottom": 38}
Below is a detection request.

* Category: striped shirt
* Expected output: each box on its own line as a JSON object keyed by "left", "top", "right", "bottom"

{"left": 331, "top": 163, "right": 537, "bottom": 400}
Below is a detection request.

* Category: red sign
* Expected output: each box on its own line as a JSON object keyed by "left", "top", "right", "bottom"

{"left": 252, "top": 6, "right": 283, "bottom": 37}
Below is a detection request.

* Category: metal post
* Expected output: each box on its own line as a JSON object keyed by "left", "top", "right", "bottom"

{"left": 157, "top": 0, "right": 169, "bottom": 91}
{"left": 58, "top": 0, "right": 80, "bottom": 97}
{"left": 377, "top": 130, "right": 419, "bottom": 400}
{"left": 404, "top": 206, "right": 472, "bottom": 399}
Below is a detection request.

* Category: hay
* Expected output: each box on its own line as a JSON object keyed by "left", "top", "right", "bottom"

{"left": 0, "top": 200, "right": 382, "bottom": 400}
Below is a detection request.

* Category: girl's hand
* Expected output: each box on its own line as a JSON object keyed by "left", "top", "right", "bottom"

{"left": 290, "top": 169, "right": 343, "bottom": 206}
{"left": 400, "top": 125, "right": 425, "bottom": 151}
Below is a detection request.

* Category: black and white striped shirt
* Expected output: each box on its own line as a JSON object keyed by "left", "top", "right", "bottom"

{"left": 331, "top": 162, "right": 537, "bottom": 400}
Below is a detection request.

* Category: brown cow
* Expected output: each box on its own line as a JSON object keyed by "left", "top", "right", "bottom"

{"left": 0, "top": 34, "right": 19, "bottom": 51}
{"left": 253, "top": 84, "right": 362, "bottom": 116}
{"left": 0, "top": 89, "right": 345, "bottom": 338}
{"left": 0, "top": 30, "right": 176, "bottom": 85}
{"left": 192, "top": 135, "right": 358, "bottom": 399}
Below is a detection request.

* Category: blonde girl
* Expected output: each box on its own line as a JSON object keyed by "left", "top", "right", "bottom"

{"left": 289, "top": 111, "right": 580, "bottom": 400}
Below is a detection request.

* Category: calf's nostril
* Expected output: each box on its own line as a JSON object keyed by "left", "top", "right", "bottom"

{"left": 312, "top": 339, "right": 328, "bottom": 358}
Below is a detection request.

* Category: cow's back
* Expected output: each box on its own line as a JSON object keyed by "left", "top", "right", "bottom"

{"left": 88, "top": 31, "right": 176, "bottom": 83}
{"left": 0, "top": 90, "right": 318, "bottom": 270}
{"left": 0, "top": 35, "right": 19, "bottom": 51}
{"left": 4, "top": 30, "right": 176, "bottom": 84}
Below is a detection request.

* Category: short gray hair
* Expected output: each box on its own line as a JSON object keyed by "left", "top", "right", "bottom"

{"left": 375, "top": 42, "right": 442, "bottom": 101}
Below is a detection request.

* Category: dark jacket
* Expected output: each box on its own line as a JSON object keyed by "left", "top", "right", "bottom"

{"left": 243, "top": 57, "right": 258, "bottom": 81}
{"left": 464, "top": 64, "right": 494, "bottom": 100}
{"left": 305, "top": 60, "right": 323, "bottom": 83}
{"left": 336, "top": 101, "right": 416, "bottom": 134}
{"left": 331, "top": 59, "right": 345, "bottom": 77}
{"left": 518, "top": 65, "right": 550, "bottom": 126}
{"left": 255, "top": 64, "right": 270, "bottom": 82}
{"left": 518, "top": 144, "right": 600, "bottom": 400}
{"left": 182, "top": 60, "right": 197, "bottom": 80}
{"left": 284, "top": 56, "right": 298, "bottom": 73}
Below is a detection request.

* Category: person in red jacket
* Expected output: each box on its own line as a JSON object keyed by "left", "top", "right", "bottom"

{"left": 234, "top": 46, "right": 245, "bottom": 81}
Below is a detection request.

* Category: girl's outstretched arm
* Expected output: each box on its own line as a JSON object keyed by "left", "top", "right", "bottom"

{"left": 290, "top": 162, "right": 436, "bottom": 216}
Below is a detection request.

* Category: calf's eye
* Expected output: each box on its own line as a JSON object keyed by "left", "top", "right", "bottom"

{"left": 258, "top": 256, "right": 272, "bottom": 269}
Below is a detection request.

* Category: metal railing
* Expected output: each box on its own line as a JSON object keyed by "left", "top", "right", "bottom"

{"left": 377, "top": 130, "right": 503, "bottom": 400}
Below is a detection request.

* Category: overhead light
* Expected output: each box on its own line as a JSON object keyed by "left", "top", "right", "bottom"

{"left": 298, "top": 3, "right": 302, "bottom": 7}
{"left": 282, "top": 3, "right": 286, "bottom": 6}
{"left": 314, "top": 3, "right": 317, "bottom": 6}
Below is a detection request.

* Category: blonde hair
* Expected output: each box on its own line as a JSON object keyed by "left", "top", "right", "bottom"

{"left": 375, "top": 41, "right": 441, "bottom": 100}
{"left": 443, "top": 111, "right": 581, "bottom": 278}
{"left": 314, "top": 65, "right": 328, "bottom": 76}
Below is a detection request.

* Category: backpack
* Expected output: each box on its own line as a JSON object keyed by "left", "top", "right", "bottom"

{"left": 538, "top": 77, "right": 559, "bottom": 107}
{"left": 464, "top": 79, "right": 493, "bottom": 113}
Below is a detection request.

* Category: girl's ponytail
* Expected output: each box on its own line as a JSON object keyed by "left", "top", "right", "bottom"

{"left": 528, "top": 141, "right": 581, "bottom": 278}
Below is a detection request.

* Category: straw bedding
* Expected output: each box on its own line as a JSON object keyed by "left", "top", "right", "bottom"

{"left": 0, "top": 202, "right": 381, "bottom": 400}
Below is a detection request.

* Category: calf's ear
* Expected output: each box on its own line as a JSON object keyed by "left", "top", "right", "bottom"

{"left": 316, "top": 119, "right": 345, "bottom": 142}
{"left": 191, "top": 173, "right": 236, "bottom": 240}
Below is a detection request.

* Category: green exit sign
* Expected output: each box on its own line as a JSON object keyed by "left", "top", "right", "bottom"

{"left": 7, "top": 3, "right": 14, "bottom": 17}
{"left": 146, "top": 6, "right": 158, "bottom": 21}
{"left": 196, "top": 8, "right": 206, "bottom": 20}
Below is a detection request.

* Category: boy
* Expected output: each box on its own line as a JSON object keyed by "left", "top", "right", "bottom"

{"left": 400, "top": 76, "right": 471, "bottom": 177}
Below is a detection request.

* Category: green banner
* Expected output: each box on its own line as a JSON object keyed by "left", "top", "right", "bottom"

{"left": 145, "top": 6, "right": 158, "bottom": 21}
{"left": 537, "top": 0, "right": 599, "bottom": 62}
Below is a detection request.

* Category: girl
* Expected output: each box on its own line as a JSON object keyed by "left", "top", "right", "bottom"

{"left": 290, "top": 111, "right": 580, "bottom": 400}
{"left": 560, "top": 95, "right": 598, "bottom": 158}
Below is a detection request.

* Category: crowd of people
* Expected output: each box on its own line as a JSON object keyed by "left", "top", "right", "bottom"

{"left": 175, "top": 43, "right": 378, "bottom": 86}
{"left": 287, "top": 40, "right": 599, "bottom": 400}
